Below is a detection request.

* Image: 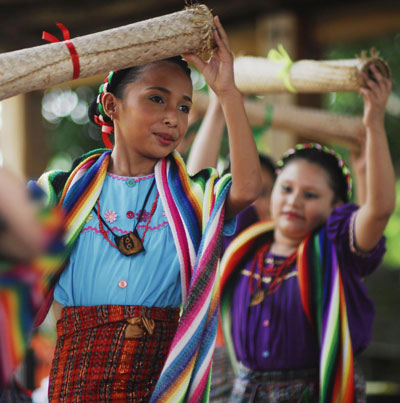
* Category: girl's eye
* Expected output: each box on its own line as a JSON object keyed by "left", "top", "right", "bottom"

{"left": 304, "top": 191, "right": 319, "bottom": 199}
{"left": 179, "top": 104, "right": 190, "bottom": 114}
{"left": 149, "top": 95, "right": 164, "bottom": 104}
{"left": 281, "top": 184, "right": 291, "bottom": 193}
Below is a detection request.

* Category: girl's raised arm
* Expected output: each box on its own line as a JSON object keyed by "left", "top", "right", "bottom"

{"left": 186, "top": 89, "right": 225, "bottom": 175}
{"left": 184, "top": 17, "right": 261, "bottom": 219}
{"left": 354, "top": 66, "right": 395, "bottom": 251}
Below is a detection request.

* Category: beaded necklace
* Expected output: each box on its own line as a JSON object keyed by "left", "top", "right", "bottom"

{"left": 249, "top": 241, "right": 297, "bottom": 306}
{"left": 93, "top": 179, "right": 159, "bottom": 256}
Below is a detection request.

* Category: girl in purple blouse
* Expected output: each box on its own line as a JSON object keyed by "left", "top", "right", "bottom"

{"left": 220, "top": 66, "right": 394, "bottom": 402}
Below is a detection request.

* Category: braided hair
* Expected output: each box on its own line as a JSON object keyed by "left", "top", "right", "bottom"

{"left": 88, "top": 56, "right": 191, "bottom": 149}
{"left": 277, "top": 143, "right": 352, "bottom": 204}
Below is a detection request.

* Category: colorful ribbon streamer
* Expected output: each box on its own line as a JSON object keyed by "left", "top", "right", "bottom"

{"left": 267, "top": 44, "right": 296, "bottom": 94}
{"left": 42, "top": 23, "right": 80, "bottom": 80}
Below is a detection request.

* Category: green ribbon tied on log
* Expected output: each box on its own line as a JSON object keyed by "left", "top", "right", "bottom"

{"left": 267, "top": 44, "right": 297, "bottom": 93}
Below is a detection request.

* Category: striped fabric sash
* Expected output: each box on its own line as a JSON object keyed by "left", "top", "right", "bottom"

{"left": 0, "top": 194, "right": 64, "bottom": 390}
{"left": 151, "top": 152, "right": 232, "bottom": 402}
{"left": 220, "top": 222, "right": 355, "bottom": 403}
{"left": 298, "top": 228, "right": 354, "bottom": 403}
{"left": 36, "top": 149, "right": 231, "bottom": 402}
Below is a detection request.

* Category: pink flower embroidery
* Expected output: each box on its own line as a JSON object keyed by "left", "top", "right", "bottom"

{"left": 126, "top": 210, "right": 135, "bottom": 219}
{"left": 104, "top": 210, "right": 117, "bottom": 223}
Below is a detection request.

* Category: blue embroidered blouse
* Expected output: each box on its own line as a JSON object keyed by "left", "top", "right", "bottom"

{"left": 54, "top": 171, "right": 236, "bottom": 308}
{"left": 54, "top": 172, "right": 182, "bottom": 308}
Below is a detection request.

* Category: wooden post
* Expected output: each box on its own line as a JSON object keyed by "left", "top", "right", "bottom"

{"left": 0, "top": 92, "right": 49, "bottom": 180}
{"left": 24, "top": 92, "right": 49, "bottom": 180}
{"left": 255, "top": 12, "right": 299, "bottom": 160}
{"left": 0, "top": 95, "right": 26, "bottom": 178}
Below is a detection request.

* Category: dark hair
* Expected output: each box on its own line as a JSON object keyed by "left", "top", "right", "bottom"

{"left": 88, "top": 56, "right": 192, "bottom": 126}
{"left": 259, "top": 153, "right": 276, "bottom": 181}
{"left": 278, "top": 145, "right": 351, "bottom": 204}
{"left": 223, "top": 153, "right": 276, "bottom": 180}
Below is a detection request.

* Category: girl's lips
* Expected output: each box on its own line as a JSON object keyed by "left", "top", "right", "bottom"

{"left": 283, "top": 211, "right": 302, "bottom": 219}
{"left": 155, "top": 132, "right": 174, "bottom": 145}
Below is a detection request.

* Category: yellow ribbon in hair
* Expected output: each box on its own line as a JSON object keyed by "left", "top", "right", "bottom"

{"left": 267, "top": 44, "right": 297, "bottom": 93}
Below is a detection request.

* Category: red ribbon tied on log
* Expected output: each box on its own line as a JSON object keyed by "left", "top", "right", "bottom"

{"left": 42, "top": 23, "right": 80, "bottom": 80}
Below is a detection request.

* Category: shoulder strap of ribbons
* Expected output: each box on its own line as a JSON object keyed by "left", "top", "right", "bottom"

{"left": 151, "top": 151, "right": 232, "bottom": 402}
{"left": 298, "top": 228, "right": 354, "bottom": 403}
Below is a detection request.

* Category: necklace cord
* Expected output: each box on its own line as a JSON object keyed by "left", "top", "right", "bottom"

{"left": 249, "top": 242, "right": 297, "bottom": 298}
{"left": 93, "top": 178, "right": 157, "bottom": 248}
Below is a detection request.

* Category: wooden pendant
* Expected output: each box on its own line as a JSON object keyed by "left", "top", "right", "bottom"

{"left": 249, "top": 289, "right": 267, "bottom": 307}
{"left": 114, "top": 229, "right": 144, "bottom": 256}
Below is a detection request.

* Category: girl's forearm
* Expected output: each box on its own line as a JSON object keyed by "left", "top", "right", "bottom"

{"left": 355, "top": 126, "right": 395, "bottom": 251}
{"left": 365, "top": 127, "right": 395, "bottom": 217}
{"left": 186, "top": 99, "right": 225, "bottom": 175}
{"left": 220, "top": 89, "right": 261, "bottom": 218}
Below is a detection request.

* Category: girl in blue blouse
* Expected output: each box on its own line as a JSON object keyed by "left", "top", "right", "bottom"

{"left": 42, "top": 17, "right": 261, "bottom": 402}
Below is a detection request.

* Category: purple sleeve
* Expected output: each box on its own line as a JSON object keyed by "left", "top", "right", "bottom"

{"left": 326, "top": 203, "right": 386, "bottom": 277}
{"left": 327, "top": 203, "right": 386, "bottom": 353}
{"left": 222, "top": 205, "right": 258, "bottom": 253}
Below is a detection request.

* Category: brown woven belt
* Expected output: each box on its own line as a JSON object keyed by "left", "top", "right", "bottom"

{"left": 125, "top": 316, "right": 155, "bottom": 339}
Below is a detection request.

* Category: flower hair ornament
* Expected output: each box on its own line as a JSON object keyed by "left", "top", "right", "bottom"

{"left": 276, "top": 143, "right": 352, "bottom": 202}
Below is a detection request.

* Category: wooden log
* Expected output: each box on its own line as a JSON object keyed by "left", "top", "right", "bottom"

{"left": 192, "top": 91, "right": 363, "bottom": 150}
{"left": 234, "top": 55, "right": 390, "bottom": 94}
{"left": 0, "top": 5, "right": 214, "bottom": 101}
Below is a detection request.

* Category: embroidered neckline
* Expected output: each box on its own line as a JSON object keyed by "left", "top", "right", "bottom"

{"left": 107, "top": 172, "right": 155, "bottom": 182}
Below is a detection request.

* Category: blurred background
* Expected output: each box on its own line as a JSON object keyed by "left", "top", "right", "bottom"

{"left": 0, "top": 0, "right": 399, "bottom": 401}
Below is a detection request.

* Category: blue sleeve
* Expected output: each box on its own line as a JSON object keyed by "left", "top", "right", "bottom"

{"left": 223, "top": 216, "right": 237, "bottom": 236}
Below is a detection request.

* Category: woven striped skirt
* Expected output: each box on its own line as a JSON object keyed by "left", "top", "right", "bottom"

{"left": 230, "top": 364, "right": 318, "bottom": 403}
{"left": 229, "top": 362, "right": 366, "bottom": 402}
{"left": 48, "top": 305, "right": 179, "bottom": 402}
{"left": 210, "top": 345, "right": 235, "bottom": 402}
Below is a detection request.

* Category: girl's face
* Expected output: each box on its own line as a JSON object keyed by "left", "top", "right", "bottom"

{"left": 271, "top": 159, "right": 339, "bottom": 244}
{"left": 113, "top": 61, "right": 193, "bottom": 160}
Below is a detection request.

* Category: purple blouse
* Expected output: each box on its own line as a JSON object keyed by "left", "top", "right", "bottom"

{"left": 229, "top": 203, "right": 385, "bottom": 371}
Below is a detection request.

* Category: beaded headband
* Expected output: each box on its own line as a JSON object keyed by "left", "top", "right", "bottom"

{"left": 276, "top": 143, "right": 352, "bottom": 201}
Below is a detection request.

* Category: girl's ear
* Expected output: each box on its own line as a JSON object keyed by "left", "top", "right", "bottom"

{"left": 102, "top": 92, "right": 118, "bottom": 120}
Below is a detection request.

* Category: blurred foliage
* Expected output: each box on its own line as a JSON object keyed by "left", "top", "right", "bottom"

{"left": 323, "top": 33, "right": 400, "bottom": 269}
{"left": 383, "top": 180, "right": 400, "bottom": 268}
{"left": 43, "top": 85, "right": 105, "bottom": 171}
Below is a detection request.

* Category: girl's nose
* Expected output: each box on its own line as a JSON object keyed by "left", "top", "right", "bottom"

{"left": 287, "top": 190, "right": 301, "bottom": 206}
{"left": 163, "top": 109, "right": 178, "bottom": 127}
